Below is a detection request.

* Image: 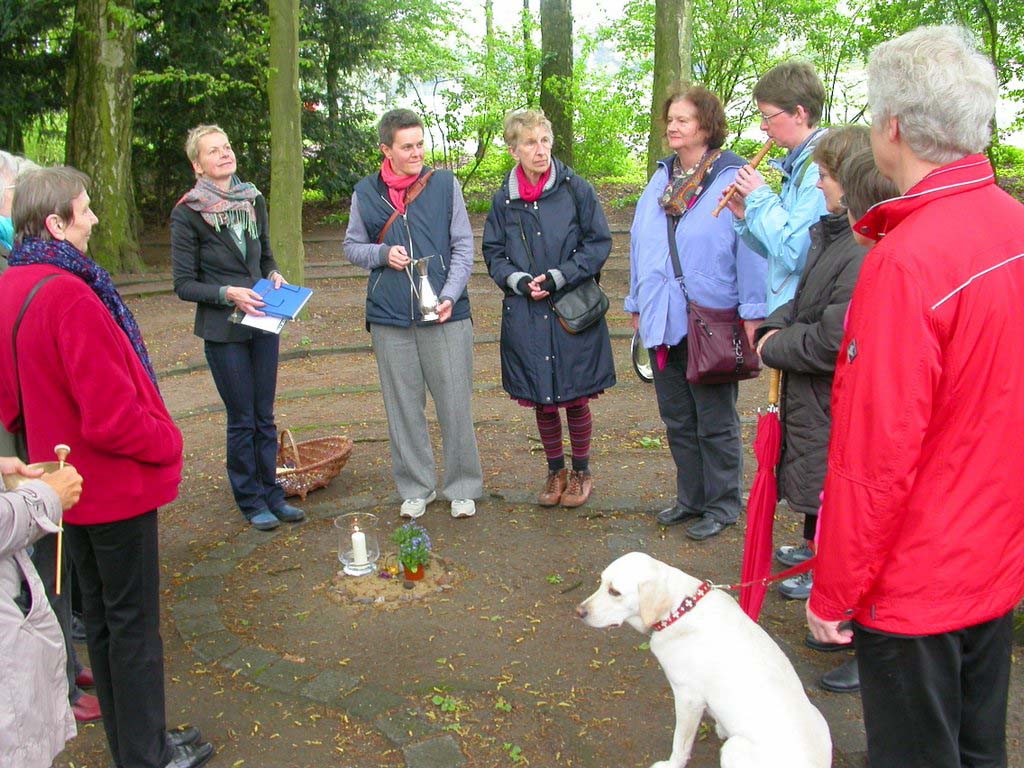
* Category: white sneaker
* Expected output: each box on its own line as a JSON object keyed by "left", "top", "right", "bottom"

{"left": 400, "top": 490, "right": 436, "bottom": 519}
{"left": 450, "top": 498, "right": 476, "bottom": 518}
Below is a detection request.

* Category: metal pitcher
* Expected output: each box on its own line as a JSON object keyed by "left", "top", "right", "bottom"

{"left": 413, "top": 256, "right": 440, "bottom": 322}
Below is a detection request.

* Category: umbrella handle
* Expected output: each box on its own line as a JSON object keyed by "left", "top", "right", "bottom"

{"left": 768, "top": 368, "right": 781, "bottom": 407}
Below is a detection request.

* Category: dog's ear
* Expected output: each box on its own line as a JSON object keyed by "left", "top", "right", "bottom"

{"left": 638, "top": 577, "right": 675, "bottom": 629}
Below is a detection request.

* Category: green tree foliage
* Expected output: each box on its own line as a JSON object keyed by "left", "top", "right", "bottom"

{"left": 608, "top": 0, "right": 842, "bottom": 164}
{"left": 133, "top": 0, "right": 269, "bottom": 217}
{"left": 0, "top": 0, "right": 71, "bottom": 151}
{"left": 858, "top": 0, "right": 1024, "bottom": 137}
{"left": 299, "top": 0, "right": 383, "bottom": 202}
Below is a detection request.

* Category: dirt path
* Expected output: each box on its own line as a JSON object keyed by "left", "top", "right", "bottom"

{"left": 57, "top": 215, "right": 1022, "bottom": 768}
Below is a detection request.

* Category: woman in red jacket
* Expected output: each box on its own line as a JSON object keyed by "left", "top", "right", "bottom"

{"left": 0, "top": 167, "right": 212, "bottom": 768}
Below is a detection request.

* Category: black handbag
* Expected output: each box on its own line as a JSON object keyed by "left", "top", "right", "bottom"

{"left": 665, "top": 216, "right": 760, "bottom": 384}
{"left": 550, "top": 277, "right": 609, "bottom": 334}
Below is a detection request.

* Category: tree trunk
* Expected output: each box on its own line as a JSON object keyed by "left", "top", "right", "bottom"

{"left": 66, "top": 0, "right": 142, "bottom": 273}
{"left": 521, "top": 0, "right": 537, "bottom": 107}
{"left": 540, "top": 0, "right": 573, "bottom": 167}
{"left": 646, "top": 0, "right": 692, "bottom": 176}
{"left": 268, "top": 0, "right": 305, "bottom": 283}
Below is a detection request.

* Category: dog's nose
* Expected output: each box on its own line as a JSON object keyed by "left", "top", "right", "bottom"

{"left": 575, "top": 604, "right": 588, "bottom": 619}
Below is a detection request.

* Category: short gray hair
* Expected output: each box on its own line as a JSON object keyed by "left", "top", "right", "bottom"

{"left": 0, "top": 150, "right": 41, "bottom": 185}
{"left": 12, "top": 166, "right": 91, "bottom": 242}
{"left": 868, "top": 25, "right": 996, "bottom": 164}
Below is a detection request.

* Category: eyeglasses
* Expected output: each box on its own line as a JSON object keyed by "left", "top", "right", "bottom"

{"left": 759, "top": 108, "right": 788, "bottom": 124}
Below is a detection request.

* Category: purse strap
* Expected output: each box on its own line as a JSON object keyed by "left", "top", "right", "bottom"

{"left": 10, "top": 274, "right": 59, "bottom": 445}
{"left": 663, "top": 153, "right": 733, "bottom": 309}
{"left": 375, "top": 170, "right": 435, "bottom": 244}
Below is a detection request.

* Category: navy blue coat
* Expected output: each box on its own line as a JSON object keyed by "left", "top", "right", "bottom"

{"left": 482, "top": 160, "right": 616, "bottom": 405}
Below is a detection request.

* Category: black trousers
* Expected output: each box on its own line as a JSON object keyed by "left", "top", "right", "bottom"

{"left": 204, "top": 334, "right": 286, "bottom": 518}
{"left": 30, "top": 531, "right": 84, "bottom": 702}
{"left": 855, "top": 611, "right": 1013, "bottom": 768}
{"left": 650, "top": 339, "right": 742, "bottom": 523}
{"left": 65, "top": 511, "right": 172, "bottom": 768}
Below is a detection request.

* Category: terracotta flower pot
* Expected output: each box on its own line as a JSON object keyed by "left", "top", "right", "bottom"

{"left": 403, "top": 563, "right": 425, "bottom": 581}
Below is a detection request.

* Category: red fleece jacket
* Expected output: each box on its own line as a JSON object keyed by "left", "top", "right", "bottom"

{"left": 0, "top": 264, "right": 182, "bottom": 525}
{"left": 810, "top": 155, "right": 1024, "bottom": 635}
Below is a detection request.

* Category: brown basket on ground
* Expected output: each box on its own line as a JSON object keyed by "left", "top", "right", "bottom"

{"left": 276, "top": 428, "right": 353, "bottom": 500}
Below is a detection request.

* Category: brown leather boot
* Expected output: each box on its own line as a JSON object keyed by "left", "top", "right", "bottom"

{"left": 538, "top": 468, "right": 568, "bottom": 506}
{"left": 560, "top": 470, "right": 592, "bottom": 508}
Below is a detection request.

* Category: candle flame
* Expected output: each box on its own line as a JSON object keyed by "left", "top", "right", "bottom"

{"left": 353, "top": 524, "right": 360, "bottom": 533}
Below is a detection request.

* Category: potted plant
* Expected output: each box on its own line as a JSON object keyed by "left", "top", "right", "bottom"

{"left": 391, "top": 522, "right": 431, "bottom": 581}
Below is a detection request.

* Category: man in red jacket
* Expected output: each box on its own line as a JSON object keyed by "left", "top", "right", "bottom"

{"left": 806, "top": 25, "right": 1024, "bottom": 767}
{"left": 0, "top": 168, "right": 213, "bottom": 768}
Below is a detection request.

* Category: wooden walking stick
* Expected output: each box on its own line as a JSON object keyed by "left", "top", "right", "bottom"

{"left": 712, "top": 138, "right": 775, "bottom": 218}
{"left": 53, "top": 443, "right": 70, "bottom": 595}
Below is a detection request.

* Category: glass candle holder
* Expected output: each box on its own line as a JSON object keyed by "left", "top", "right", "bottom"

{"left": 335, "top": 512, "right": 380, "bottom": 576}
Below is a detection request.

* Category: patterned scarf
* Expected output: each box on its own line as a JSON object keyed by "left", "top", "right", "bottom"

{"left": 8, "top": 237, "right": 158, "bottom": 386}
{"left": 658, "top": 150, "right": 721, "bottom": 217}
{"left": 177, "top": 176, "right": 259, "bottom": 239}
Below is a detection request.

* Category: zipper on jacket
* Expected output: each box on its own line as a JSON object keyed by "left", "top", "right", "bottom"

{"left": 370, "top": 271, "right": 384, "bottom": 295}
{"left": 402, "top": 213, "right": 416, "bottom": 321}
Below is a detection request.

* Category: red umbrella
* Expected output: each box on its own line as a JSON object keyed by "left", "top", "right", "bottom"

{"left": 739, "top": 368, "right": 782, "bottom": 621}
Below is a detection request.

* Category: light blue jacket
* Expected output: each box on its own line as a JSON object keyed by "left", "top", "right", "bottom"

{"left": 626, "top": 152, "right": 768, "bottom": 349}
{"left": 734, "top": 129, "right": 828, "bottom": 313}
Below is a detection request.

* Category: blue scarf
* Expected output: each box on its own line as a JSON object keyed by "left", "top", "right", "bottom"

{"left": 8, "top": 237, "right": 159, "bottom": 386}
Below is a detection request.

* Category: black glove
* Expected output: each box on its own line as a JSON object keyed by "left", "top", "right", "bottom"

{"left": 516, "top": 275, "right": 533, "bottom": 296}
{"left": 538, "top": 272, "right": 557, "bottom": 293}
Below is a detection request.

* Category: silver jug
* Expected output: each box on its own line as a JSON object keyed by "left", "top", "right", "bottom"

{"left": 413, "top": 256, "right": 440, "bottom": 322}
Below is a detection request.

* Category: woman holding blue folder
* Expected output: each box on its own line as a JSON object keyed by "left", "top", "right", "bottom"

{"left": 170, "top": 124, "right": 305, "bottom": 531}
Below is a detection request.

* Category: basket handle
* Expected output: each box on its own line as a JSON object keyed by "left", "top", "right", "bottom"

{"left": 279, "top": 428, "right": 301, "bottom": 468}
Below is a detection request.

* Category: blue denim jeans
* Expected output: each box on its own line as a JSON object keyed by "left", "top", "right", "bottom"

{"left": 204, "top": 333, "right": 285, "bottom": 517}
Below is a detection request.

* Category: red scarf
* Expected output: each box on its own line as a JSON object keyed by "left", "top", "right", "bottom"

{"left": 516, "top": 165, "right": 551, "bottom": 203}
{"left": 380, "top": 158, "right": 420, "bottom": 213}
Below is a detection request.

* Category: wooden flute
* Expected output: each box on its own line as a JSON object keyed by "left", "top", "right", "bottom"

{"left": 711, "top": 138, "right": 775, "bottom": 218}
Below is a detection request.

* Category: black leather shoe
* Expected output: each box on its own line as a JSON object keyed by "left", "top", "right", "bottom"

{"left": 272, "top": 503, "right": 305, "bottom": 523}
{"left": 820, "top": 658, "right": 860, "bottom": 693}
{"left": 167, "top": 726, "right": 201, "bottom": 749}
{"left": 685, "top": 515, "right": 732, "bottom": 541}
{"left": 805, "top": 633, "right": 852, "bottom": 653}
{"left": 165, "top": 740, "right": 214, "bottom": 768}
{"left": 656, "top": 503, "right": 702, "bottom": 526}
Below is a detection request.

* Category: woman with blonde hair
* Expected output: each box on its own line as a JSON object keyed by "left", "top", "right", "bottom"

{"left": 171, "top": 124, "right": 304, "bottom": 531}
{"left": 483, "top": 109, "right": 615, "bottom": 508}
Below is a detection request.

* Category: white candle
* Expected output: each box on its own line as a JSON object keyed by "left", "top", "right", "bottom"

{"left": 351, "top": 528, "right": 368, "bottom": 566}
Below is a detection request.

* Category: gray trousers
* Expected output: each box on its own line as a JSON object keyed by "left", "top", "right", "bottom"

{"left": 371, "top": 319, "right": 483, "bottom": 501}
{"left": 651, "top": 339, "right": 742, "bottom": 524}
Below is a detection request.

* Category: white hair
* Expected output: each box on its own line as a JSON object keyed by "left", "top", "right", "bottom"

{"left": 0, "top": 150, "right": 41, "bottom": 184}
{"left": 868, "top": 25, "right": 997, "bottom": 164}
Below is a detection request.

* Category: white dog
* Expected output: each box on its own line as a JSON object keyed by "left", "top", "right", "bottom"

{"left": 576, "top": 552, "right": 831, "bottom": 768}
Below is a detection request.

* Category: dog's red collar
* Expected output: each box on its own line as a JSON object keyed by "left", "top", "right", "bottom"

{"left": 650, "top": 580, "right": 714, "bottom": 632}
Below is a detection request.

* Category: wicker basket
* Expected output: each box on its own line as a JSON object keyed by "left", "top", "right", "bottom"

{"left": 276, "top": 429, "right": 353, "bottom": 500}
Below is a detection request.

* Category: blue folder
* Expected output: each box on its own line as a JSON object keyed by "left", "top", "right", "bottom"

{"left": 252, "top": 279, "right": 313, "bottom": 320}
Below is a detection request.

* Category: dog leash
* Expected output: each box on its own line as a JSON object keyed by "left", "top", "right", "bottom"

{"left": 709, "top": 557, "right": 815, "bottom": 592}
